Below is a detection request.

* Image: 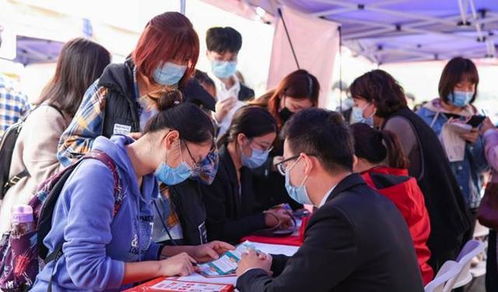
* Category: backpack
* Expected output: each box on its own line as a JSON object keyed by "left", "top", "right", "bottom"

{"left": 0, "top": 104, "right": 64, "bottom": 200}
{"left": 0, "top": 150, "right": 123, "bottom": 291}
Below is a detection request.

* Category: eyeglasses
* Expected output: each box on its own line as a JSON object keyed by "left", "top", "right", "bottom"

{"left": 275, "top": 154, "right": 316, "bottom": 176}
{"left": 183, "top": 140, "right": 218, "bottom": 173}
{"left": 182, "top": 140, "right": 201, "bottom": 171}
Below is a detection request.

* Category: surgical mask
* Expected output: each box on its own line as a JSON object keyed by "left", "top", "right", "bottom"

{"left": 350, "top": 105, "right": 374, "bottom": 127}
{"left": 153, "top": 62, "right": 187, "bottom": 86}
{"left": 284, "top": 158, "right": 312, "bottom": 205}
{"left": 241, "top": 146, "right": 270, "bottom": 169}
{"left": 449, "top": 91, "right": 473, "bottom": 107}
{"left": 211, "top": 60, "right": 237, "bottom": 79}
{"left": 154, "top": 145, "right": 192, "bottom": 185}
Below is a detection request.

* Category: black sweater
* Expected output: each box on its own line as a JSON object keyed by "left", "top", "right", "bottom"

{"left": 201, "top": 145, "right": 266, "bottom": 243}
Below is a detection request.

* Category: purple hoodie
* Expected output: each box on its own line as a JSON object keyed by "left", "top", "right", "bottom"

{"left": 31, "top": 135, "right": 161, "bottom": 291}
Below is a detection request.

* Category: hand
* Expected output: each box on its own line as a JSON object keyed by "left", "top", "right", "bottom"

{"left": 128, "top": 132, "right": 143, "bottom": 140}
{"left": 191, "top": 241, "right": 235, "bottom": 263}
{"left": 264, "top": 208, "right": 292, "bottom": 229}
{"left": 215, "top": 97, "right": 237, "bottom": 123}
{"left": 158, "top": 252, "right": 197, "bottom": 277}
{"left": 236, "top": 249, "right": 272, "bottom": 276}
{"left": 480, "top": 117, "right": 495, "bottom": 134}
{"left": 459, "top": 128, "right": 479, "bottom": 144}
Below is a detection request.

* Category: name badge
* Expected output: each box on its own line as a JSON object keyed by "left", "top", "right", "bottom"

{"left": 113, "top": 123, "right": 132, "bottom": 136}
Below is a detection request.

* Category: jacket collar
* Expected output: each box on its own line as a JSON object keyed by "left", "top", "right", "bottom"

{"left": 326, "top": 173, "right": 366, "bottom": 203}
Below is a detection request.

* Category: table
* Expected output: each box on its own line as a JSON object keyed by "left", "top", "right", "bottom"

{"left": 125, "top": 242, "right": 299, "bottom": 291}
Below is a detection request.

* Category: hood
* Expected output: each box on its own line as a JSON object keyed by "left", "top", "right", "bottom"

{"left": 91, "top": 135, "right": 137, "bottom": 176}
{"left": 422, "top": 98, "right": 476, "bottom": 117}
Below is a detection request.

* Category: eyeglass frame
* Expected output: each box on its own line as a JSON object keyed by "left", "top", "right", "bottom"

{"left": 275, "top": 153, "right": 317, "bottom": 176}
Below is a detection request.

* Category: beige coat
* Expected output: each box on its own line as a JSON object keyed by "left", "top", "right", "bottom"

{"left": 0, "top": 104, "right": 70, "bottom": 233}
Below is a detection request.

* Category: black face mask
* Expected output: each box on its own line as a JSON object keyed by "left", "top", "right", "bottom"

{"left": 279, "top": 107, "right": 294, "bottom": 124}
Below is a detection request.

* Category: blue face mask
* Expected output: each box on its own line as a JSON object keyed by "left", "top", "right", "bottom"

{"left": 284, "top": 158, "right": 312, "bottom": 205}
{"left": 241, "top": 146, "right": 270, "bottom": 169}
{"left": 449, "top": 91, "right": 473, "bottom": 107}
{"left": 350, "top": 106, "right": 373, "bottom": 127}
{"left": 153, "top": 62, "right": 187, "bottom": 86}
{"left": 154, "top": 146, "right": 193, "bottom": 185}
{"left": 211, "top": 60, "right": 237, "bottom": 79}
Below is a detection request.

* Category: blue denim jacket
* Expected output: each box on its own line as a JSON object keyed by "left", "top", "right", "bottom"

{"left": 417, "top": 102, "right": 488, "bottom": 208}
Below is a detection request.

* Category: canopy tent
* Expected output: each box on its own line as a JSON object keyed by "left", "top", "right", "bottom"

{"left": 204, "top": 0, "right": 498, "bottom": 65}
{"left": 14, "top": 36, "right": 64, "bottom": 65}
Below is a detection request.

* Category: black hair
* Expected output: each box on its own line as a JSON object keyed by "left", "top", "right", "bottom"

{"left": 206, "top": 27, "right": 242, "bottom": 53}
{"left": 144, "top": 101, "right": 214, "bottom": 144}
{"left": 39, "top": 38, "right": 110, "bottom": 117}
{"left": 439, "top": 57, "right": 479, "bottom": 104}
{"left": 218, "top": 106, "right": 277, "bottom": 148}
{"left": 350, "top": 123, "right": 409, "bottom": 169}
{"left": 350, "top": 69, "right": 407, "bottom": 118}
{"left": 281, "top": 108, "right": 354, "bottom": 173}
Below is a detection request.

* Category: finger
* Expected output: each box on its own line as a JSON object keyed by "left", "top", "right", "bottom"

{"left": 187, "top": 254, "right": 198, "bottom": 264}
{"left": 214, "top": 241, "right": 235, "bottom": 251}
{"left": 206, "top": 248, "right": 220, "bottom": 260}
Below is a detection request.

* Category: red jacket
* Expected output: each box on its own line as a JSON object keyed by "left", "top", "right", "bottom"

{"left": 362, "top": 167, "right": 434, "bottom": 285}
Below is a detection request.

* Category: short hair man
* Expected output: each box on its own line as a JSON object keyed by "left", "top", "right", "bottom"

{"left": 205, "top": 27, "right": 254, "bottom": 138}
{"left": 236, "top": 108, "right": 424, "bottom": 291}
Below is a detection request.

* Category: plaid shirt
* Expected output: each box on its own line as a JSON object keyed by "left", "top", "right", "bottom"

{"left": 0, "top": 74, "right": 30, "bottom": 138}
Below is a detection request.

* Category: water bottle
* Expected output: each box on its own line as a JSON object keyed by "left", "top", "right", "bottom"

{"left": 11, "top": 204, "right": 35, "bottom": 239}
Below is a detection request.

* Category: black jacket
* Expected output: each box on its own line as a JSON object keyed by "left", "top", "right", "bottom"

{"left": 98, "top": 59, "right": 215, "bottom": 137}
{"left": 387, "top": 107, "right": 472, "bottom": 270}
{"left": 201, "top": 145, "right": 266, "bottom": 243}
{"left": 238, "top": 84, "right": 255, "bottom": 102}
{"left": 236, "top": 174, "right": 424, "bottom": 292}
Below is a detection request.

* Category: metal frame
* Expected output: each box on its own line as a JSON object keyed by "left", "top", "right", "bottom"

{"left": 308, "top": 0, "right": 498, "bottom": 63}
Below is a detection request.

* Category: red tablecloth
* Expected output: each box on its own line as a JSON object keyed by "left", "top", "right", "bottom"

{"left": 241, "top": 215, "right": 310, "bottom": 246}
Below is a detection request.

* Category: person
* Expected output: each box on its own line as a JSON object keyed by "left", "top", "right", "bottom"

{"left": 205, "top": 26, "right": 254, "bottom": 138}
{"left": 350, "top": 123, "right": 433, "bottom": 285}
{"left": 57, "top": 11, "right": 201, "bottom": 166}
{"left": 236, "top": 108, "right": 423, "bottom": 291}
{"left": 0, "top": 25, "right": 30, "bottom": 138}
{"left": 349, "top": 69, "right": 471, "bottom": 271}
{"left": 251, "top": 70, "right": 319, "bottom": 211}
{"left": 194, "top": 69, "right": 216, "bottom": 98}
{"left": 201, "top": 106, "right": 291, "bottom": 243}
{"left": 57, "top": 12, "right": 218, "bottom": 246}
{"left": 0, "top": 38, "right": 111, "bottom": 234}
{"left": 31, "top": 103, "right": 233, "bottom": 291}
{"left": 480, "top": 118, "right": 498, "bottom": 291}
{"left": 417, "top": 57, "right": 488, "bottom": 215}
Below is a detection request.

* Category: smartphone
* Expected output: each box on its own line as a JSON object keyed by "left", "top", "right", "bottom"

{"left": 466, "top": 115, "right": 486, "bottom": 128}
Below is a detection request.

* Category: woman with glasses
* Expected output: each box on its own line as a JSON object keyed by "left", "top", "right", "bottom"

{"left": 201, "top": 106, "right": 292, "bottom": 243}
{"left": 32, "top": 103, "right": 233, "bottom": 291}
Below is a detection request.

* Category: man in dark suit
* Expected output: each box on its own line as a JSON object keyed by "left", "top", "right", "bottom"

{"left": 235, "top": 109, "right": 424, "bottom": 292}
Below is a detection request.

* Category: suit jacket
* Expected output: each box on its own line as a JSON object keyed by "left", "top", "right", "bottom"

{"left": 236, "top": 174, "right": 424, "bottom": 292}
{"left": 201, "top": 145, "right": 266, "bottom": 243}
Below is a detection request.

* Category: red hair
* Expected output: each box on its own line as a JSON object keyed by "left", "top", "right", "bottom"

{"left": 267, "top": 70, "right": 319, "bottom": 127}
{"left": 132, "top": 12, "right": 199, "bottom": 86}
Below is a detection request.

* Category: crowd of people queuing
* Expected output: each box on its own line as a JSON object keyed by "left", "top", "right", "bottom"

{"left": 0, "top": 11, "right": 497, "bottom": 292}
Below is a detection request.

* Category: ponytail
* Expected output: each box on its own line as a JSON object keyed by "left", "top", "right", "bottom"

{"left": 350, "top": 123, "right": 409, "bottom": 169}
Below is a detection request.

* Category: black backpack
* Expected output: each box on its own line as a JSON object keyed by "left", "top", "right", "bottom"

{"left": 0, "top": 104, "right": 63, "bottom": 200}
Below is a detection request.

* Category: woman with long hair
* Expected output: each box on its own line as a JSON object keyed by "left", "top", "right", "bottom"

{"left": 251, "top": 70, "right": 320, "bottom": 210}
{"left": 0, "top": 38, "right": 111, "bottom": 233}
{"left": 349, "top": 69, "right": 471, "bottom": 272}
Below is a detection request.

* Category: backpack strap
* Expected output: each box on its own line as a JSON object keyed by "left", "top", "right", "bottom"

{"left": 2, "top": 169, "right": 29, "bottom": 197}
{"left": 44, "top": 150, "right": 123, "bottom": 292}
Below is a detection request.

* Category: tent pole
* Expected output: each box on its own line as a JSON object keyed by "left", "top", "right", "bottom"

{"left": 277, "top": 8, "right": 300, "bottom": 69}
{"left": 180, "top": 0, "right": 186, "bottom": 14}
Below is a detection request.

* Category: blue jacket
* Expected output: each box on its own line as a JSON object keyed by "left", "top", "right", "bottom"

{"left": 32, "top": 135, "right": 161, "bottom": 291}
{"left": 417, "top": 100, "right": 488, "bottom": 208}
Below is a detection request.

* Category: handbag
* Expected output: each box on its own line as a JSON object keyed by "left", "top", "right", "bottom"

{"left": 477, "top": 182, "right": 498, "bottom": 230}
